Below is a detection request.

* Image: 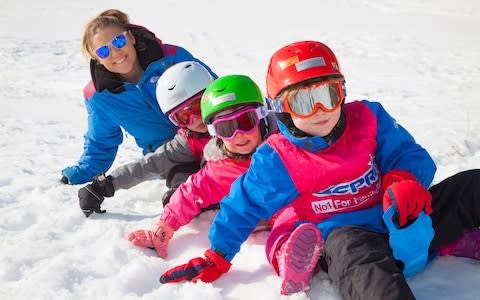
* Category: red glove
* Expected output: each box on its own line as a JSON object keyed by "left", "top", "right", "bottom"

{"left": 382, "top": 170, "right": 432, "bottom": 227}
{"left": 160, "top": 249, "right": 231, "bottom": 284}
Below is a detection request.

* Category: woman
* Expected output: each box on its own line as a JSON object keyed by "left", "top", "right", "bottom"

{"left": 61, "top": 9, "right": 216, "bottom": 185}
{"left": 77, "top": 61, "right": 215, "bottom": 217}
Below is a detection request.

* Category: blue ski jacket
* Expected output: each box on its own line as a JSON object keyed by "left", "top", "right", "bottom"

{"left": 62, "top": 25, "right": 216, "bottom": 184}
{"left": 207, "top": 100, "right": 436, "bottom": 261}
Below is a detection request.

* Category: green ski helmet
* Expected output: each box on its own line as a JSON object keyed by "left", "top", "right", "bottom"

{"left": 201, "top": 75, "right": 265, "bottom": 124}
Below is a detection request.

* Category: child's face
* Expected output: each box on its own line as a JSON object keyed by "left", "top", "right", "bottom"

{"left": 186, "top": 117, "right": 208, "bottom": 133}
{"left": 281, "top": 78, "right": 344, "bottom": 137}
{"left": 215, "top": 108, "right": 263, "bottom": 155}
{"left": 91, "top": 26, "right": 138, "bottom": 75}
{"left": 291, "top": 106, "right": 342, "bottom": 137}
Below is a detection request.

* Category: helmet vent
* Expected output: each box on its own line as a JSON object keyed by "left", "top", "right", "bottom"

{"left": 184, "top": 63, "right": 192, "bottom": 69}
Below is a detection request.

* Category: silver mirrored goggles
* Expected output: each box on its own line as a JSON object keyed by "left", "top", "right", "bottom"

{"left": 280, "top": 80, "right": 344, "bottom": 118}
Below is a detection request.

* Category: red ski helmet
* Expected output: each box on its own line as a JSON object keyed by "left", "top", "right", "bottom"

{"left": 266, "top": 41, "right": 343, "bottom": 99}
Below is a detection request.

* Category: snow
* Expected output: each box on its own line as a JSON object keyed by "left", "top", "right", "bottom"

{"left": 1, "top": 0, "right": 479, "bottom": 299}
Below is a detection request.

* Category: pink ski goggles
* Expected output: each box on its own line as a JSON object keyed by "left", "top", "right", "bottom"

{"left": 168, "top": 95, "right": 202, "bottom": 127}
{"left": 207, "top": 106, "right": 269, "bottom": 140}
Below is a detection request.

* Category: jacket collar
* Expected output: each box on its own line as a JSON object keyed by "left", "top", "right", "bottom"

{"left": 277, "top": 120, "right": 330, "bottom": 152}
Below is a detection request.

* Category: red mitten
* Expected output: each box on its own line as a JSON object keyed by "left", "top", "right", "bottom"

{"left": 160, "top": 249, "right": 231, "bottom": 284}
{"left": 383, "top": 170, "right": 432, "bottom": 227}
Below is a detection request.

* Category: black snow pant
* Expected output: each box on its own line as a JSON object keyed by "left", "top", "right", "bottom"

{"left": 164, "top": 161, "right": 219, "bottom": 211}
{"left": 162, "top": 162, "right": 201, "bottom": 206}
{"left": 321, "top": 169, "right": 480, "bottom": 300}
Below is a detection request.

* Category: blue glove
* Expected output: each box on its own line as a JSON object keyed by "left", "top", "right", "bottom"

{"left": 383, "top": 205, "right": 434, "bottom": 277}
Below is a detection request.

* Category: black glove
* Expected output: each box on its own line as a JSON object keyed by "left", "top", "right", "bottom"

{"left": 78, "top": 173, "right": 115, "bottom": 217}
{"left": 60, "top": 176, "right": 69, "bottom": 184}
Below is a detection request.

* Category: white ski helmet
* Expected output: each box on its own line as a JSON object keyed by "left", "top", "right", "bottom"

{"left": 156, "top": 61, "right": 214, "bottom": 114}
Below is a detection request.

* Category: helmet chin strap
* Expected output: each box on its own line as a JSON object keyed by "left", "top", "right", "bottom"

{"left": 260, "top": 117, "right": 270, "bottom": 141}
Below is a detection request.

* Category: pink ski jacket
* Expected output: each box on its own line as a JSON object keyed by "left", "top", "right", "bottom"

{"left": 160, "top": 140, "right": 251, "bottom": 230}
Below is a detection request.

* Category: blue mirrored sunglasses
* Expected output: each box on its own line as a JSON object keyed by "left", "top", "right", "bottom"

{"left": 95, "top": 31, "right": 128, "bottom": 59}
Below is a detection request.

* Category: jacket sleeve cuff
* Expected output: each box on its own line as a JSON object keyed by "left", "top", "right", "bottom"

{"left": 159, "top": 212, "right": 181, "bottom": 231}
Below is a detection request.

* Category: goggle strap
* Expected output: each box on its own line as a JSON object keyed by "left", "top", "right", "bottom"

{"left": 168, "top": 115, "right": 179, "bottom": 126}
{"left": 255, "top": 106, "right": 270, "bottom": 120}
{"left": 266, "top": 97, "right": 286, "bottom": 113}
{"left": 207, "top": 124, "right": 216, "bottom": 137}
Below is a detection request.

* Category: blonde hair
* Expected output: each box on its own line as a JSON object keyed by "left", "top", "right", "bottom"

{"left": 82, "top": 9, "right": 130, "bottom": 59}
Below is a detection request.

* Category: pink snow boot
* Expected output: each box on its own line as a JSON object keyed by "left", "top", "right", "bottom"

{"left": 277, "top": 223, "right": 322, "bottom": 295}
{"left": 438, "top": 228, "right": 480, "bottom": 260}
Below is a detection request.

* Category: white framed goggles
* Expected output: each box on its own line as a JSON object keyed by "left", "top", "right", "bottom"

{"left": 207, "top": 106, "right": 269, "bottom": 140}
{"left": 274, "top": 80, "right": 345, "bottom": 118}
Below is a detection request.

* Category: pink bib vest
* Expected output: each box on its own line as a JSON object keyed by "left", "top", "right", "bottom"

{"left": 267, "top": 101, "right": 383, "bottom": 223}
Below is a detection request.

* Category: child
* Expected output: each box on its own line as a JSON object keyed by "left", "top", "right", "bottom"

{"left": 61, "top": 9, "right": 216, "bottom": 185}
{"left": 78, "top": 61, "right": 214, "bottom": 217}
{"left": 127, "top": 74, "right": 276, "bottom": 259}
{"left": 159, "top": 41, "right": 480, "bottom": 299}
